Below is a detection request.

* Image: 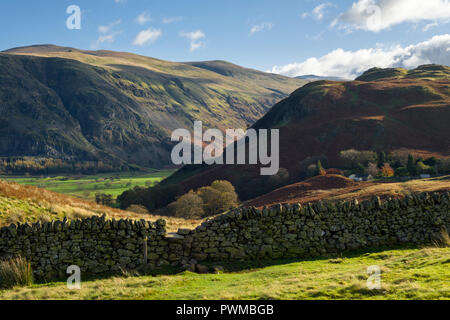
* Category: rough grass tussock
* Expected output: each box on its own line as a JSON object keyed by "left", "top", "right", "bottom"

{"left": 0, "top": 256, "right": 33, "bottom": 289}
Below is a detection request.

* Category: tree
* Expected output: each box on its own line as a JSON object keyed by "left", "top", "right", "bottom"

{"left": 395, "top": 167, "right": 409, "bottom": 177}
{"left": 436, "top": 158, "right": 450, "bottom": 174}
{"left": 367, "top": 163, "right": 380, "bottom": 177}
{"left": 381, "top": 163, "right": 395, "bottom": 177}
{"left": 95, "top": 193, "right": 114, "bottom": 206}
{"left": 316, "top": 160, "right": 326, "bottom": 176}
{"left": 117, "top": 183, "right": 183, "bottom": 211}
{"left": 407, "top": 154, "right": 416, "bottom": 176}
{"left": 197, "top": 180, "right": 239, "bottom": 216}
{"left": 169, "top": 191, "right": 204, "bottom": 219}
{"left": 416, "top": 161, "right": 434, "bottom": 175}
{"left": 377, "top": 151, "right": 386, "bottom": 168}
{"left": 423, "top": 157, "right": 437, "bottom": 167}
{"left": 306, "top": 164, "right": 317, "bottom": 178}
{"left": 267, "top": 168, "right": 290, "bottom": 188}
{"left": 340, "top": 149, "right": 377, "bottom": 168}
{"left": 355, "top": 163, "right": 366, "bottom": 175}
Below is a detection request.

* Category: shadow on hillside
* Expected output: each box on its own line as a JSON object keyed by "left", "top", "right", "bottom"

{"left": 204, "top": 243, "right": 424, "bottom": 273}
{"left": 34, "top": 243, "right": 426, "bottom": 285}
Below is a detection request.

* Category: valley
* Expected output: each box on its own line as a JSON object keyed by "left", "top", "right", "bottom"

{"left": 1, "top": 170, "right": 175, "bottom": 201}
{"left": 0, "top": 47, "right": 448, "bottom": 301}
{"left": 1, "top": 0, "right": 450, "bottom": 305}
{"left": 0, "top": 45, "right": 306, "bottom": 170}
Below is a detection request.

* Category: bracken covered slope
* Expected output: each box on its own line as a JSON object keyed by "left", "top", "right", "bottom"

{"left": 166, "top": 64, "right": 450, "bottom": 200}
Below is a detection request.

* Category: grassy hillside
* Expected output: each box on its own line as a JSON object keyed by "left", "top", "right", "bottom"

{"left": 165, "top": 64, "right": 450, "bottom": 200}
{"left": 0, "top": 179, "right": 202, "bottom": 232}
{"left": 0, "top": 45, "right": 306, "bottom": 169}
{"left": 1, "top": 246, "right": 448, "bottom": 300}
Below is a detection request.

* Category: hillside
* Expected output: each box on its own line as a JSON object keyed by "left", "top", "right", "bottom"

{"left": 0, "top": 179, "right": 202, "bottom": 232}
{"left": 245, "top": 175, "right": 450, "bottom": 208}
{"left": 0, "top": 45, "right": 306, "bottom": 169}
{"left": 165, "top": 64, "right": 450, "bottom": 200}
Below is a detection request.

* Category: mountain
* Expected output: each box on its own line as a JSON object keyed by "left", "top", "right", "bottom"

{"left": 0, "top": 45, "right": 306, "bottom": 169}
{"left": 296, "top": 75, "right": 348, "bottom": 81}
{"left": 164, "top": 64, "right": 450, "bottom": 200}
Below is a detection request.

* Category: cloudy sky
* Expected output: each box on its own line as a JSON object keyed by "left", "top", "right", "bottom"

{"left": 0, "top": 0, "right": 449, "bottom": 79}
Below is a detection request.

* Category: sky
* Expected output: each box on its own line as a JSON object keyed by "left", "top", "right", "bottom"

{"left": 0, "top": 0, "right": 449, "bottom": 79}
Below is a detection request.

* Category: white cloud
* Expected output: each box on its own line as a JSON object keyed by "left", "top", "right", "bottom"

{"left": 180, "top": 30, "right": 206, "bottom": 52}
{"left": 333, "top": 0, "right": 450, "bottom": 32}
{"left": 250, "top": 22, "right": 273, "bottom": 35}
{"left": 133, "top": 28, "right": 162, "bottom": 46}
{"left": 136, "top": 12, "right": 151, "bottom": 25}
{"left": 98, "top": 20, "right": 121, "bottom": 34}
{"left": 269, "top": 34, "right": 450, "bottom": 79}
{"left": 301, "top": 2, "right": 333, "bottom": 21}
{"left": 312, "top": 3, "right": 333, "bottom": 21}
{"left": 423, "top": 22, "right": 439, "bottom": 32}
{"left": 96, "top": 34, "right": 116, "bottom": 45}
{"left": 163, "top": 17, "right": 183, "bottom": 24}
{"left": 92, "top": 20, "right": 121, "bottom": 49}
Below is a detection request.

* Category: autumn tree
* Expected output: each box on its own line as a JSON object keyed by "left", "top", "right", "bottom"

{"left": 316, "top": 160, "right": 326, "bottom": 176}
{"left": 169, "top": 191, "right": 204, "bottom": 219}
{"left": 198, "top": 180, "right": 239, "bottom": 216}
{"left": 381, "top": 163, "right": 395, "bottom": 177}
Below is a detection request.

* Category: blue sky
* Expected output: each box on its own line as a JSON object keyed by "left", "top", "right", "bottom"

{"left": 1, "top": 0, "right": 449, "bottom": 78}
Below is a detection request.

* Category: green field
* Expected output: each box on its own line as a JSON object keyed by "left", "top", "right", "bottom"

{"left": 1, "top": 170, "right": 175, "bottom": 200}
{"left": 1, "top": 246, "right": 448, "bottom": 300}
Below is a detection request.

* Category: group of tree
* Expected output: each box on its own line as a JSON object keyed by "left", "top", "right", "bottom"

{"left": 0, "top": 157, "right": 126, "bottom": 175}
{"left": 395, "top": 154, "right": 436, "bottom": 177}
{"left": 339, "top": 149, "right": 449, "bottom": 178}
{"left": 168, "top": 180, "right": 239, "bottom": 219}
{"left": 117, "top": 183, "right": 184, "bottom": 212}
{"left": 95, "top": 193, "right": 114, "bottom": 206}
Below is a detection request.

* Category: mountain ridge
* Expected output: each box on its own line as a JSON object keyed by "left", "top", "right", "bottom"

{"left": 0, "top": 45, "right": 307, "bottom": 169}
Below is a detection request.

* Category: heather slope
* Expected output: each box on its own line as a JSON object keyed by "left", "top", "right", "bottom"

{"left": 166, "top": 64, "right": 450, "bottom": 200}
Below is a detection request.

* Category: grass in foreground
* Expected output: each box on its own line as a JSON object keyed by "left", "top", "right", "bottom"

{"left": 1, "top": 246, "right": 448, "bottom": 300}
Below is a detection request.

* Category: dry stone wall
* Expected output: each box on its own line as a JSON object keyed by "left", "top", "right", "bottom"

{"left": 0, "top": 216, "right": 172, "bottom": 278}
{"left": 186, "top": 192, "right": 449, "bottom": 263}
{"left": 0, "top": 191, "right": 449, "bottom": 279}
